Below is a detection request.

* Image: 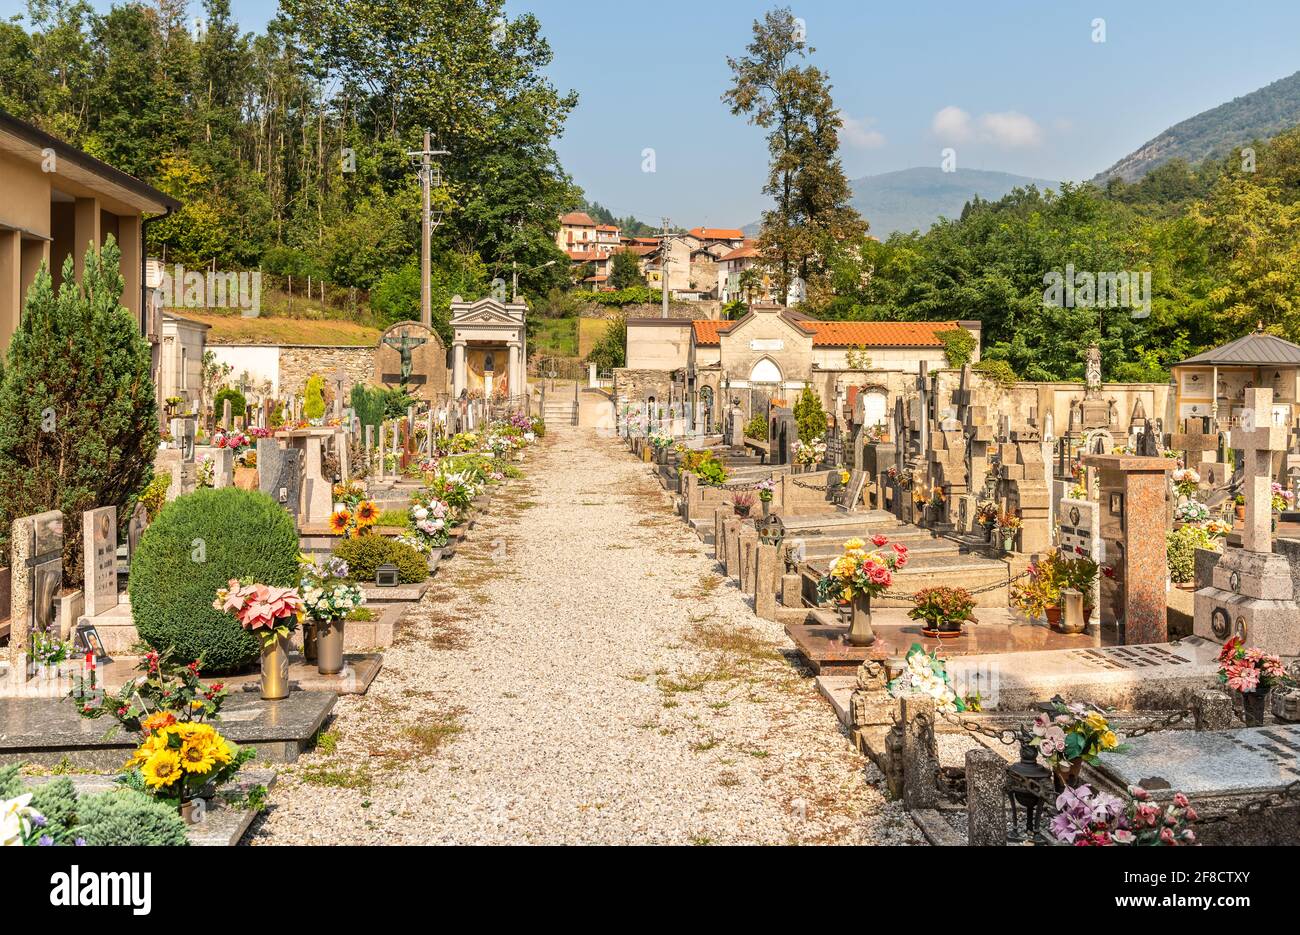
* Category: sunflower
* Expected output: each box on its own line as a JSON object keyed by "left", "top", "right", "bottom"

{"left": 142, "top": 749, "right": 184, "bottom": 789}
{"left": 355, "top": 501, "right": 379, "bottom": 525}
{"left": 328, "top": 510, "right": 351, "bottom": 534}
{"left": 179, "top": 737, "right": 217, "bottom": 774}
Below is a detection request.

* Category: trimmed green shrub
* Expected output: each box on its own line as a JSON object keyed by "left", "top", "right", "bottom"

{"left": 0, "top": 240, "right": 159, "bottom": 586}
{"left": 744, "top": 414, "right": 767, "bottom": 440}
{"left": 213, "top": 386, "right": 247, "bottom": 420}
{"left": 28, "top": 777, "right": 79, "bottom": 844}
{"left": 793, "top": 385, "right": 827, "bottom": 444}
{"left": 333, "top": 533, "right": 428, "bottom": 584}
{"left": 304, "top": 374, "right": 326, "bottom": 420}
{"left": 129, "top": 487, "right": 300, "bottom": 672}
{"left": 76, "top": 789, "right": 189, "bottom": 846}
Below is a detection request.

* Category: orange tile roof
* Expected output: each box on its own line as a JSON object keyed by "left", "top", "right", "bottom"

{"left": 720, "top": 245, "right": 760, "bottom": 261}
{"left": 595, "top": 224, "right": 619, "bottom": 231}
{"left": 690, "top": 227, "right": 745, "bottom": 241}
{"left": 559, "top": 211, "right": 596, "bottom": 226}
{"left": 798, "top": 320, "right": 960, "bottom": 347}
{"left": 692, "top": 319, "right": 736, "bottom": 345}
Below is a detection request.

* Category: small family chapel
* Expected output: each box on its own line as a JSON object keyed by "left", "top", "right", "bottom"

{"left": 449, "top": 295, "right": 529, "bottom": 400}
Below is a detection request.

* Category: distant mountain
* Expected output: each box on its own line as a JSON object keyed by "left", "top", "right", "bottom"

{"left": 848, "top": 167, "right": 1060, "bottom": 237}
{"left": 1094, "top": 69, "right": 1300, "bottom": 183}
{"left": 743, "top": 167, "right": 1058, "bottom": 238}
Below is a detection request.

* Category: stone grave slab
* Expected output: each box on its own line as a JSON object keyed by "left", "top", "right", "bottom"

{"left": 258, "top": 445, "right": 303, "bottom": 521}
{"left": 786, "top": 612, "right": 1110, "bottom": 675}
{"left": 1098, "top": 723, "right": 1300, "bottom": 796}
{"left": 945, "top": 636, "right": 1221, "bottom": 712}
{"left": 0, "top": 690, "right": 335, "bottom": 770}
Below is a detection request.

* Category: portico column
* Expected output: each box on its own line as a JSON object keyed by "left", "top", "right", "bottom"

{"left": 508, "top": 341, "right": 521, "bottom": 400}
{"left": 452, "top": 341, "right": 467, "bottom": 397}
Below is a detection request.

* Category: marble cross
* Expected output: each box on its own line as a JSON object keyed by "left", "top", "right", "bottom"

{"left": 1230, "top": 387, "right": 1288, "bottom": 553}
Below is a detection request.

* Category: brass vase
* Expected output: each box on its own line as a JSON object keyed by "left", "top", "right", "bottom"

{"left": 259, "top": 631, "right": 291, "bottom": 700}
{"left": 302, "top": 621, "right": 318, "bottom": 662}
{"left": 846, "top": 593, "right": 875, "bottom": 646}
{"left": 315, "top": 616, "right": 346, "bottom": 676}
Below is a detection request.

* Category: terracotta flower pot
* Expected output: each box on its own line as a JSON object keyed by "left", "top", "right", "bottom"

{"left": 1045, "top": 606, "right": 1062, "bottom": 627}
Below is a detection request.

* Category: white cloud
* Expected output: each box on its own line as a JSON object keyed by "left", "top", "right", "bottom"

{"left": 931, "top": 106, "right": 973, "bottom": 143}
{"left": 978, "top": 111, "right": 1044, "bottom": 148}
{"left": 930, "top": 105, "right": 1044, "bottom": 149}
{"left": 839, "top": 114, "right": 885, "bottom": 149}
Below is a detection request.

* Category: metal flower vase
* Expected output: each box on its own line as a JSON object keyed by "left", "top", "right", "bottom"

{"left": 260, "top": 631, "right": 291, "bottom": 700}
{"left": 315, "top": 616, "right": 346, "bottom": 676}
{"left": 847, "top": 593, "right": 875, "bottom": 646}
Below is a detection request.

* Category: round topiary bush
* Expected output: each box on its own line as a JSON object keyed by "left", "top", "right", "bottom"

{"left": 213, "top": 386, "right": 247, "bottom": 420}
{"left": 333, "top": 533, "right": 427, "bottom": 584}
{"left": 130, "top": 487, "right": 299, "bottom": 672}
{"left": 75, "top": 788, "right": 190, "bottom": 846}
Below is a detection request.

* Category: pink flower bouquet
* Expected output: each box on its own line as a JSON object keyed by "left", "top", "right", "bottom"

{"left": 1216, "top": 636, "right": 1288, "bottom": 694}
{"left": 213, "top": 579, "right": 303, "bottom": 646}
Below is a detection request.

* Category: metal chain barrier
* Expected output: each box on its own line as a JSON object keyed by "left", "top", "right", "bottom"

{"left": 935, "top": 707, "right": 1023, "bottom": 746}
{"left": 1118, "top": 708, "right": 1193, "bottom": 739}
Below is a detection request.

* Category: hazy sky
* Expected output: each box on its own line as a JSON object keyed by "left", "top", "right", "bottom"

{"left": 5, "top": 0, "right": 1298, "bottom": 226}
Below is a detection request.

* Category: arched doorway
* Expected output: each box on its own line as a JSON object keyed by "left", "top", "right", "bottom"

{"left": 749, "top": 357, "right": 782, "bottom": 384}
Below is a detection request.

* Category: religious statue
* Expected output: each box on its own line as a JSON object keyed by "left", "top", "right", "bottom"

{"left": 382, "top": 329, "right": 428, "bottom": 382}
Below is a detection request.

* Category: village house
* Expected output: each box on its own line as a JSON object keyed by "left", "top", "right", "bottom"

{"left": 0, "top": 110, "right": 179, "bottom": 356}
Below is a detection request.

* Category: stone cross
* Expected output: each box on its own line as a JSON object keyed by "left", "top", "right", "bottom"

{"left": 1231, "top": 387, "right": 1289, "bottom": 553}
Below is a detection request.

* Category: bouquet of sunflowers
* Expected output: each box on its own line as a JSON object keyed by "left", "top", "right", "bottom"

{"left": 815, "top": 535, "right": 908, "bottom": 604}
{"left": 329, "top": 482, "right": 379, "bottom": 538}
{"left": 127, "top": 716, "right": 252, "bottom": 804}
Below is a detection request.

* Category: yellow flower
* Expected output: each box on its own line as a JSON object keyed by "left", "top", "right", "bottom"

{"left": 1100, "top": 730, "right": 1119, "bottom": 750}
{"left": 844, "top": 538, "right": 865, "bottom": 551}
{"left": 180, "top": 737, "right": 217, "bottom": 774}
{"left": 1084, "top": 712, "right": 1109, "bottom": 732}
{"left": 840, "top": 587, "right": 852, "bottom": 603}
{"left": 142, "top": 750, "right": 183, "bottom": 789}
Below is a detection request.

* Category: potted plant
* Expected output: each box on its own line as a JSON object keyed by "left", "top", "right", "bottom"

{"left": 299, "top": 557, "right": 365, "bottom": 676}
{"left": 213, "top": 580, "right": 303, "bottom": 700}
{"left": 975, "top": 501, "right": 998, "bottom": 541}
{"left": 1216, "top": 636, "right": 1291, "bottom": 726}
{"left": 1011, "top": 552, "right": 1062, "bottom": 624}
{"left": 1271, "top": 483, "right": 1293, "bottom": 531}
{"left": 908, "top": 586, "right": 977, "bottom": 638}
{"left": 756, "top": 478, "right": 775, "bottom": 517}
{"left": 730, "top": 491, "right": 756, "bottom": 518}
{"left": 1167, "top": 524, "right": 1214, "bottom": 590}
{"left": 1234, "top": 493, "right": 1246, "bottom": 522}
{"left": 815, "top": 535, "right": 908, "bottom": 646}
{"left": 1029, "top": 696, "right": 1124, "bottom": 790}
{"left": 996, "top": 511, "right": 1021, "bottom": 552}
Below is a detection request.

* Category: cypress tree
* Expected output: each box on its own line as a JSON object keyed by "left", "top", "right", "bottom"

{"left": 0, "top": 239, "right": 159, "bottom": 585}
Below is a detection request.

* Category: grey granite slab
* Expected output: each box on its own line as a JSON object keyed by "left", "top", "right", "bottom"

{"left": 945, "top": 636, "right": 1221, "bottom": 712}
{"left": 1099, "top": 723, "right": 1300, "bottom": 797}
{"left": 0, "top": 691, "right": 336, "bottom": 769}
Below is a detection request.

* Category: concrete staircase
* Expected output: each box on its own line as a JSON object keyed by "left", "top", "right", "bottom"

{"left": 541, "top": 398, "right": 577, "bottom": 430}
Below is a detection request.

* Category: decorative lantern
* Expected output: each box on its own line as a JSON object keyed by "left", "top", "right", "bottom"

{"left": 375, "top": 563, "right": 399, "bottom": 587}
{"left": 1005, "top": 726, "right": 1054, "bottom": 843}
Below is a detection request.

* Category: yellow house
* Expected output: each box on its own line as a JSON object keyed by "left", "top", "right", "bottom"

{"left": 0, "top": 110, "right": 180, "bottom": 354}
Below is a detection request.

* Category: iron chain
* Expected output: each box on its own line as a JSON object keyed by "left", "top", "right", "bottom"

{"left": 1118, "top": 708, "right": 1193, "bottom": 739}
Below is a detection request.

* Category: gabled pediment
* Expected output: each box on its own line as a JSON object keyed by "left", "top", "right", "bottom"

{"left": 449, "top": 296, "right": 526, "bottom": 325}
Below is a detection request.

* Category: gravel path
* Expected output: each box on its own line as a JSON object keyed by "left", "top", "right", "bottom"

{"left": 248, "top": 428, "right": 924, "bottom": 845}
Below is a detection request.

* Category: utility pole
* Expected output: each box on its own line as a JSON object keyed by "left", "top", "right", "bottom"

{"left": 660, "top": 217, "right": 672, "bottom": 319}
{"left": 407, "top": 132, "right": 449, "bottom": 328}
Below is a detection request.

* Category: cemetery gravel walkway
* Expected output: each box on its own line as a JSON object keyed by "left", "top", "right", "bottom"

{"left": 247, "top": 428, "right": 925, "bottom": 845}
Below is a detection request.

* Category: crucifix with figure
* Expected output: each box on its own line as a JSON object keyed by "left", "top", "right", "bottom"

{"left": 382, "top": 329, "right": 428, "bottom": 384}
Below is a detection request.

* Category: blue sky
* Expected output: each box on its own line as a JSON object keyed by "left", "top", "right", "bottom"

{"left": 5, "top": 0, "right": 1299, "bottom": 227}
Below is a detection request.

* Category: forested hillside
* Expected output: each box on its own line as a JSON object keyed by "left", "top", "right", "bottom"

{"left": 0, "top": 0, "right": 577, "bottom": 339}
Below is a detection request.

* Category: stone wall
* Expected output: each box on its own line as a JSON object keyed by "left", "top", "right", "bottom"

{"left": 279, "top": 346, "right": 376, "bottom": 398}
{"left": 617, "top": 302, "right": 721, "bottom": 321}
{"left": 612, "top": 368, "right": 676, "bottom": 406}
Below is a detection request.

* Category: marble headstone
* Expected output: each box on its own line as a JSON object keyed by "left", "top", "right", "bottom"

{"left": 82, "top": 506, "right": 118, "bottom": 618}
